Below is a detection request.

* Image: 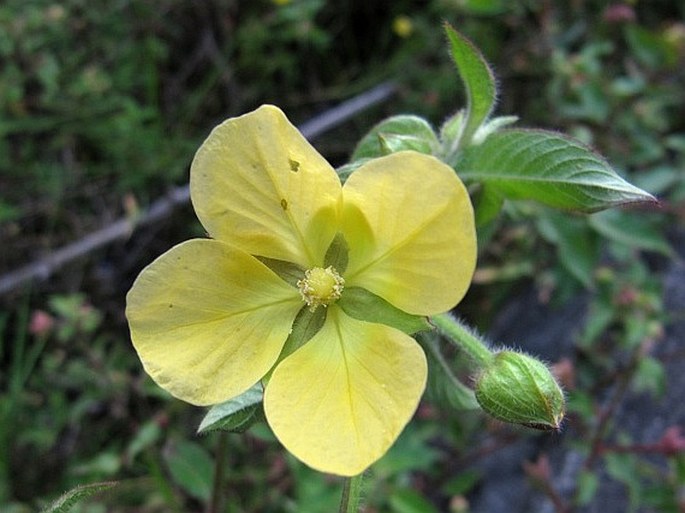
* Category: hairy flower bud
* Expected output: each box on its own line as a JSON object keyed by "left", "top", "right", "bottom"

{"left": 475, "top": 351, "right": 565, "bottom": 430}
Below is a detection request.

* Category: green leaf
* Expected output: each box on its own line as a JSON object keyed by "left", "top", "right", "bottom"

{"left": 126, "top": 420, "right": 161, "bottom": 462}
{"left": 40, "top": 482, "right": 118, "bottom": 513}
{"left": 576, "top": 470, "right": 600, "bottom": 506}
{"left": 338, "top": 287, "right": 431, "bottom": 335}
{"left": 589, "top": 210, "right": 673, "bottom": 256}
{"left": 632, "top": 356, "right": 666, "bottom": 396}
{"left": 473, "top": 185, "right": 504, "bottom": 227}
{"left": 164, "top": 440, "right": 213, "bottom": 502}
{"left": 444, "top": 24, "right": 497, "bottom": 149}
{"left": 537, "top": 212, "right": 600, "bottom": 288}
{"left": 456, "top": 129, "right": 656, "bottom": 212}
{"left": 351, "top": 115, "right": 439, "bottom": 160}
{"left": 472, "top": 115, "right": 518, "bottom": 145}
{"left": 421, "top": 334, "right": 478, "bottom": 410}
{"left": 389, "top": 488, "right": 439, "bottom": 513}
{"left": 376, "top": 424, "right": 441, "bottom": 476}
{"left": 197, "top": 382, "right": 264, "bottom": 434}
{"left": 439, "top": 109, "right": 466, "bottom": 145}
{"left": 336, "top": 158, "right": 370, "bottom": 184}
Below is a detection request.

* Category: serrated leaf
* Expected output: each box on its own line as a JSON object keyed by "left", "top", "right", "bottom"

{"left": 41, "top": 482, "right": 118, "bottom": 513}
{"left": 351, "top": 115, "right": 439, "bottom": 160}
{"left": 444, "top": 24, "right": 497, "bottom": 149}
{"left": 197, "top": 383, "right": 264, "bottom": 434}
{"left": 456, "top": 129, "right": 656, "bottom": 211}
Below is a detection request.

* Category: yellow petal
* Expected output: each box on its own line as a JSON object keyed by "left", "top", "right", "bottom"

{"left": 126, "top": 239, "right": 302, "bottom": 406}
{"left": 264, "top": 308, "right": 427, "bottom": 476}
{"left": 190, "top": 105, "right": 341, "bottom": 267}
{"left": 342, "top": 151, "right": 476, "bottom": 315}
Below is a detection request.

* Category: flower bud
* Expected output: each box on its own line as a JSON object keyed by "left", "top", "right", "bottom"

{"left": 475, "top": 351, "right": 565, "bottom": 430}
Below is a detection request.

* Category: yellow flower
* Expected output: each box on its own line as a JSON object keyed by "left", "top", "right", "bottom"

{"left": 126, "top": 105, "right": 476, "bottom": 476}
{"left": 392, "top": 15, "right": 414, "bottom": 38}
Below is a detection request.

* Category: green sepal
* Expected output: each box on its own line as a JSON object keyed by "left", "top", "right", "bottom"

{"left": 338, "top": 287, "right": 430, "bottom": 335}
{"left": 351, "top": 115, "right": 439, "bottom": 161}
{"left": 197, "top": 383, "right": 263, "bottom": 434}
{"left": 475, "top": 350, "right": 565, "bottom": 430}
{"left": 255, "top": 256, "right": 305, "bottom": 288}
{"left": 324, "top": 232, "right": 349, "bottom": 273}
{"left": 40, "top": 482, "right": 118, "bottom": 513}
{"left": 277, "top": 305, "right": 327, "bottom": 363}
{"left": 337, "top": 158, "right": 370, "bottom": 184}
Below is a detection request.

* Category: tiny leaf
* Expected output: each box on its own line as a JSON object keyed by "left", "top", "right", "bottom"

{"left": 444, "top": 24, "right": 497, "bottom": 149}
{"left": 351, "top": 115, "right": 439, "bottom": 160}
{"left": 456, "top": 129, "right": 656, "bottom": 211}
{"left": 439, "top": 109, "right": 466, "bottom": 145}
{"left": 198, "top": 383, "right": 264, "bottom": 434}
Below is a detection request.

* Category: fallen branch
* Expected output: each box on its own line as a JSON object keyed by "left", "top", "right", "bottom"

{"left": 0, "top": 81, "right": 397, "bottom": 296}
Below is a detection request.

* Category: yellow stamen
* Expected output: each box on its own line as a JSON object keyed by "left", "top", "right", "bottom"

{"left": 297, "top": 266, "right": 344, "bottom": 311}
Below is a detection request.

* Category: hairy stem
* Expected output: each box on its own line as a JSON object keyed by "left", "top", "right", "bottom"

{"left": 431, "top": 313, "right": 494, "bottom": 368}
{"left": 207, "top": 431, "right": 228, "bottom": 513}
{"left": 338, "top": 473, "right": 364, "bottom": 513}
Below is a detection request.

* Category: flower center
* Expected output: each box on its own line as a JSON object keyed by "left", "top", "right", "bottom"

{"left": 297, "top": 266, "right": 345, "bottom": 311}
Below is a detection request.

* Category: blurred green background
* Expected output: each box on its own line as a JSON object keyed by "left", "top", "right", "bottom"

{"left": 1, "top": 1, "right": 684, "bottom": 512}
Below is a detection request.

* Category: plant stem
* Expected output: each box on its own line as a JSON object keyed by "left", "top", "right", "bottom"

{"left": 338, "top": 473, "right": 364, "bottom": 513}
{"left": 207, "top": 431, "right": 228, "bottom": 513}
{"left": 431, "top": 313, "right": 494, "bottom": 368}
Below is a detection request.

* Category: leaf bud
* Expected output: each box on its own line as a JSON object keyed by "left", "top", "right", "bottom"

{"left": 475, "top": 351, "right": 565, "bottom": 430}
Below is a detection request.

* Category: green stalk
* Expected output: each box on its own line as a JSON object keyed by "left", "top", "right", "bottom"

{"left": 431, "top": 313, "right": 494, "bottom": 368}
{"left": 207, "top": 431, "right": 228, "bottom": 513}
{"left": 338, "top": 473, "right": 364, "bottom": 513}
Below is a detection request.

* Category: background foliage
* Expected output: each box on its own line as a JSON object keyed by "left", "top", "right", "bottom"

{"left": 1, "top": 1, "right": 684, "bottom": 512}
